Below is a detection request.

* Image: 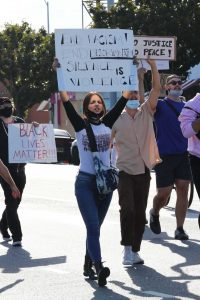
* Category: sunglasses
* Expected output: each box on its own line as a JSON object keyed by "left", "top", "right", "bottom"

{"left": 168, "top": 80, "right": 182, "bottom": 86}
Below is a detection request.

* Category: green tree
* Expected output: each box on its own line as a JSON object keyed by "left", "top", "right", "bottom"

{"left": 87, "top": 0, "right": 200, "bottom": 78}
{"left": 0, "top": 22, "right": 56, "bottom": 117}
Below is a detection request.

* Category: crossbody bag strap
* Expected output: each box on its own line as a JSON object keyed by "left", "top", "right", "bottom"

{"left": 184, "top": 106, "right": 200, "bottom": 117}
{"left": 85, "top": 122, "right": 98, "bottom": 152}
{"left": 164, "top": 99, "right": 180, "bottom": 117}
{"left": 184, "top": 106, "right": 200, "bottom": 139}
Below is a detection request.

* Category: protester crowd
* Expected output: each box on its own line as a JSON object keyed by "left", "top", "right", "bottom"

{"left": 0, "top": 57, "right": 199, "bottom": 288}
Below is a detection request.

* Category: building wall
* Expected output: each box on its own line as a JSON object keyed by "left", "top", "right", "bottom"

{"left": 26, "top": 93, "right": 86, "bottom": 138}
{"left": 59, "top": 98, "right": 83, "bottom": 138}
{"left": 26, "top": 103, "right": 49, "bottom": 124}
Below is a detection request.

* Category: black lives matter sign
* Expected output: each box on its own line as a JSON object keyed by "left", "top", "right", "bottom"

{"left": 8, "top": 124, "right": 57, "bottom": 163}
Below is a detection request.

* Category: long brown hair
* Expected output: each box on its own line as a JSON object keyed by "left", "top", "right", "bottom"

{"left": 83, "top": 92, "right": 106, "bottom": 118}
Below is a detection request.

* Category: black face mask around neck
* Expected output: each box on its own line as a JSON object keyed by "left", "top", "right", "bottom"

{"left": 86, "top": 110, "right": 104, "bottom": 123}
{"left": 0, "top": 107, "right": 13, "bottom": 118}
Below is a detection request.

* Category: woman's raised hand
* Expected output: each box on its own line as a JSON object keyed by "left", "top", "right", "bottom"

{"left": 52, "top": 58, "right": 61, "bottom": 71}
{"left": 52, "top": 58, "right": 69, "bottom": 102}
{"left": 122, "top": 91, "right": 134, "bottom": 99}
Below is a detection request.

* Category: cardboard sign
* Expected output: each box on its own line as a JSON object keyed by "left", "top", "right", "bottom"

{"left": 8, "top": 124, "right": 57, "bottom": 163}
{"left": 134, "top": 36, "right": 176, "bottom": 60}
{"left": 55, "top": 29, "right": 138, "bottom": 92}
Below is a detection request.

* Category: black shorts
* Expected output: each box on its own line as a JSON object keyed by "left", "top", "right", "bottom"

{"left": 154, "top": 153, "right": 192, "bottom": 188}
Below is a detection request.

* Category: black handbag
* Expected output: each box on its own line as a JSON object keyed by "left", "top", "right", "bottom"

{"left": 85, "top": 123, "right": 119, "bottom": 195}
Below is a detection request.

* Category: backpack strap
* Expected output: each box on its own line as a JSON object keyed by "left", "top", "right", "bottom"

{"left": 184, "top": 106, "right": 200, "bottom": 118}
{"left": 183, "top": 106, "right": 200, "bottom": 139}
{"left": 164, "top": 99, "right": 180, "bottom": 117}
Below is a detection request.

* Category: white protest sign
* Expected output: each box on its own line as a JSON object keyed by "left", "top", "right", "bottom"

{"left": 55, "top": 28, "right": 138, "bottom": 92}
{"left": 134, "top": 36, "right": 176, "bottom": 60}
{"left": 8, "top": 124, "right": 57, "bottom": 163}
{"left": 138, "top": 60, "right": 169, "bottom": 70}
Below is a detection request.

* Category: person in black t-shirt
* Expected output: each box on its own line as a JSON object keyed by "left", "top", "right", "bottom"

{"left": 0, "top": 97, "right": 26, "bottom": 247}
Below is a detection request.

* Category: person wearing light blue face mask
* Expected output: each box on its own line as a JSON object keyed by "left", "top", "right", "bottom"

{"left": 126, "top": 99, "right": 140, "bottom": 110}
{"left": 149, "top": 74, "right": 192, "bottom": 241}
{"left": 112, "top": 60, "right": 161, "bottom": 266}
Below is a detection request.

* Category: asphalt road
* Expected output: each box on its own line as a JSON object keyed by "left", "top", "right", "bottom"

{"left": 0, "top": 163, "right": 200, "bottom": 300}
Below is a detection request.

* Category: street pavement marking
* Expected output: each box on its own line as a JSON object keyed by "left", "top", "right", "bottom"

{"left": 143, "top": 290, "right": 178, "bottom": 298}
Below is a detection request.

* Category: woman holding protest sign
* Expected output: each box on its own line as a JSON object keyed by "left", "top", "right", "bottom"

{"left": 0, "top": 97, "right": 26, "bottom": 247}
{"left": 53, "top": 58, "right": 134, "bottom": 287}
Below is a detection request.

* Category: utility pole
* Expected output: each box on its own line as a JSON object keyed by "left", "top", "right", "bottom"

{"left": 107, "top": 0, "right": 117, "bottom": 108}
{"left": 43, "top": 0, "right": 50, "bottom": 33}
{"left": 43, "top": 1, "right": 52, "bottom": 123}
{"left": 82, "top": 1, "right": 117, "bottom": 108}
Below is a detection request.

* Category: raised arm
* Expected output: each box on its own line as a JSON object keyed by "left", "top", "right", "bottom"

{"left": 146, "top": 59, "right": 161, "bottom": 111}
{"left": 52, "top": 58, "right": 85, "bottom": 132}
{"left": 52, "top": 58, "right": 71, "bottom": 104}
{"left": 0, "top": 160, "right": 20, "bottom": 199}
{"left": 138, "top": 67, "right": 147, "bottom": 104}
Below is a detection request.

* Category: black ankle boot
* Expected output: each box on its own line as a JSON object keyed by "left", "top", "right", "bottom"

{"left": 94, "top": 262, "right": 110, "bottom": 287}
{"left": 83, "top": 254, "right": 96, "bottom": 279}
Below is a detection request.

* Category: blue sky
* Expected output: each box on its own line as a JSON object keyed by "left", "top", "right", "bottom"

{"left": 188, "top": 65, "right": 200, "bottom": 80}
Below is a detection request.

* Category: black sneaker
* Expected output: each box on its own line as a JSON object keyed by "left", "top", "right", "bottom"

{"left": 0, "top": 227, "right": 12, "bottom": 242}
{"left": 175, "top": 227, "right": 189, "bottom": 240}
{"left": 149, "top": 209, "right": 161, "bottom": 234}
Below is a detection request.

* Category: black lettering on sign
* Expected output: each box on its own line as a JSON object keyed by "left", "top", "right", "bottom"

{"left": 87, "top": 33, "right": 128, "bottom": 45}
{"left": 144, "top": 48, "right": 166, "bottom": 56}
{"left": 61, "top": 34, "right": 64, "bottom": 45}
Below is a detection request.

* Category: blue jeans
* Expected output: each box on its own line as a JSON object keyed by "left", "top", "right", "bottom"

{"left": 75, "top": 171, "right": 112, "bottom": 262}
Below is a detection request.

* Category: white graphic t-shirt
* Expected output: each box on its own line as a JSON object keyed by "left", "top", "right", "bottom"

{"left": 76, "top": 124, "right": 111, "bottom": 174}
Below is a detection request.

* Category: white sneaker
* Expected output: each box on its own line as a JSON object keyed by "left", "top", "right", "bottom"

{"left": 122, "top": 246, "right": 133, "bottom": 265}
{"left": 132, "top": 252, "right": 144, "bottom": 264}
